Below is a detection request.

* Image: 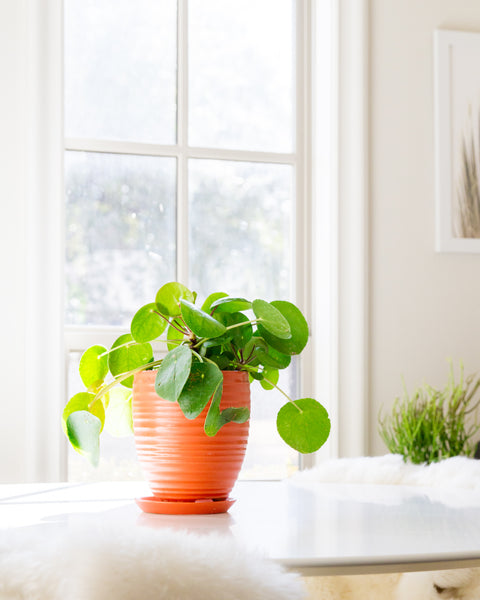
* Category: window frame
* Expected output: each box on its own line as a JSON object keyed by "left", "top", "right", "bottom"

{"left": 64, "top": 0, "right": 313, "bottom": 477}
{"left": 20, "top": 0, "right": 371, "bottom": 482}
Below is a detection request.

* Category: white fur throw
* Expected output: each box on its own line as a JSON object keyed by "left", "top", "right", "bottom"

{"left": 395, "top": 568, "right": 480, "bottom": 600}
{"left": 0, "top": 524, "right": 305, "bottom": 600}
{"left": 292, "top": 453, "right": 480, "bottom": 491}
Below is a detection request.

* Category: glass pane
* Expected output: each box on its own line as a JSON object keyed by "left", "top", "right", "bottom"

{"left": 189, "top": 0, "right": 295, "bottom": 152}
{"left": 189, "top": 159, "right": 296, "bottom": 478}
{"left": 188, "top": 159, "right": 293, "bottom": 300}
{"left": 241, "top": 365, "right": 299, "bottom": 479}
{"left": 64, "top": 0, "right": 177, "bottom": 143}
{"left": 65, "top": 152, "right": 176, "bottom": 326}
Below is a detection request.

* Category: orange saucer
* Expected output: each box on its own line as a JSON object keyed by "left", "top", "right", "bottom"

{"left": 135, "top": 496, "right": 236, "bottom": 515}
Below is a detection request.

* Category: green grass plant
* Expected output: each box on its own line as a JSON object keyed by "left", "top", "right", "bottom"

{"left": 378, "top": 362, "right": 480, "bottom": 464}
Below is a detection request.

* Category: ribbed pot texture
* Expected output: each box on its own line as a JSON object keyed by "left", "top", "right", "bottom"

{"left": 132, "top": 370, "right": 250, "bottom": 501}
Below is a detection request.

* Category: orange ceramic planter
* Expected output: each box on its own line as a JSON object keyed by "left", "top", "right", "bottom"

{"left": 132, "top": 369, "right": 250, "bottom": 514}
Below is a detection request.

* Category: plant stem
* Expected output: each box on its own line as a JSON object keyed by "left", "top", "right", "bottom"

{"left": 154, "top": 311, "right": 189, "bottom": 335}
{"left": 240, "top": 364, "right": 303, "bottom": 413}
{"left": 194, "top": 319, "right": 260, "bottom": 351}
{"left": 224, "top": 319, "right": 260, "bottom": 332}
{"left": 99, "top": 339, "right": 136, "bottom": 358}
{"left": 191, "top": 349, "right": 204, "bottom": 363}
{"left": 91, "top": 359, "right": 164, "bottom": 406}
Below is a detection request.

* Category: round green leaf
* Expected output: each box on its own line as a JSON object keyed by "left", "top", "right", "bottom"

{"left": 201, "top": 292, "right": 228, "bottom": 313}
{"left": 62, "top": 392, "right": 105, "bottom": 436}
{"left": 205, "top": 383, "right": 250, "bottom": 436}
{"left": 209, "top": 312, "right": 253, "bottom": 351}
{"left": 210, "top": 297, "right": 252, "bottom": 314}
{"left": 242, "top": 336, "right": 267, "bottom": 359}
{"left": 277, "top": 398, "right": 331, "bottom": 453}
{"left": 257, "top": 300, "right": 309, "bottom": 355}
{"left": 221, "top": 406, "right": 250, "bottom": 424}
{"left": 178, "top": 361, "right": 223, "bottom": 419}
{"left": 66, "top": 411, "right": 102, "bottom": 467}
{"left": 180, "top": 299, "right": 227, "bottom": 338}
{"left": 155, "top": 282, "right": 194, "bottom": 317}
{"left": 254, "top": 340, "right": 291, "bottom": 369}
{"left": 104, "top": 388, "right": 133, "bottom": 437}
{"left": 260, "top": 367, "right": 279, "bottom": 390}
{"left": 108, "top": 334, "right": 153, "bottom": 388}
{"left": 205, "top": 348, "right": 233, "bottom": 370}
{"left": 252, "top": 299, "right": 291, "bottom": 339}
{"left": 155, "top": 345, "right": 192, "bottom": 402}
{"left": 131, "top": 303, "right": 167, "bottom": 343}
{"left": 202, "top": 331, "right": 234, "bottom": 349}
{"left": 79, "top": 346, "right": 108, "bottom": 390}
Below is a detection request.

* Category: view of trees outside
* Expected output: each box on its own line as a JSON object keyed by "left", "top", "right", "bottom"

{"left": 65, "top": 155, "right": 292, "bottom": 325}
{"left": 189, "top": 159, "right": 293, "bottom": 302}
{"left": 65, "top": 0, "right": 299, "bottom": 480}
{"left": 65, "top": 152, "right": 176, "bottom": 325}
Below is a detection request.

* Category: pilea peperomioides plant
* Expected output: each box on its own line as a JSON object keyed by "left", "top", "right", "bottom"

{"left": 63, "top": 282, "right": 331, "bottom": 466}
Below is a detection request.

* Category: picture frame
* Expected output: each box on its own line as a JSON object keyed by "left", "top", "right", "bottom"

{"left": 434, "top": 29, "right": 480, "bottom": 253}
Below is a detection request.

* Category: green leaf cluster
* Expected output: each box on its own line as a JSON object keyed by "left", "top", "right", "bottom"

{"left": 64, "top": 281, "right": 331, "bottom": 465}
{"left": 378, "top": 361, "right": 480, "bottom": 464}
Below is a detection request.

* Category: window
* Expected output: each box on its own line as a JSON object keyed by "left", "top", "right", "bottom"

{"left": 64, "top": 0, "right": 311, "bottom": 480}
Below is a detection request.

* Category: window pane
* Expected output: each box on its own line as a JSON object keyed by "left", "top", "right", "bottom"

{"left": 65, "top": 152, "right": 176, "bottom": 326}
{"left": 242, "top": 365, "right": 299, "bottom": 479}
{"left": 189, "top": 0, "right": 295, "bottom": 152}
{"left": 64, "top": 0, "right": 177, "bottom": 143}
{"left": 188, "top": 159, "right": 293, "bottom": 300}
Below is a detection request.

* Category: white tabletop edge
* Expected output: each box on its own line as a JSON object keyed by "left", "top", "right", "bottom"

{"left": 284, "top": 555, "right": 480, "bottom": 577}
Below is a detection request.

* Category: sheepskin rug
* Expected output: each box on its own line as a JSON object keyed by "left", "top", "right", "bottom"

{"left": 296, "top": 455, "right": 480, "bottom": 600}
{"left": 292, "top": 453, "right": 480, "bottom": 490}
{"left": 395, "top": 568, "right": 480, "bottom": 600}
{"left": 304, "top": 573, "right": 401, "bottom": 600}
{"left": 0, "top": 524, "right": 305, "bottom": 600}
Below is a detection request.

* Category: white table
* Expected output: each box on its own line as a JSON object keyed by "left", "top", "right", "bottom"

{"left": 1, "top": 479, "right": 480, "bottom": 576}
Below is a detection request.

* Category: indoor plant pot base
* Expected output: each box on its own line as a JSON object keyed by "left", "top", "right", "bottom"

{"left": 135, "top": 496, "right": 236, "bottom": 515}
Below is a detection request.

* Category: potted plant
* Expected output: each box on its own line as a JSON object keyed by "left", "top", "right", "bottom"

{"left": 63, "top": 282, "right": 331, "bottom": 513}
{"left": 378, "top": 361, "right": 480, "bottom": 464}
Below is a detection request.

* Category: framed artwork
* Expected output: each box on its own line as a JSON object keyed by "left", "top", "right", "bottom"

{"left": 435, "top": 29, "right": 480, "bottom": 252}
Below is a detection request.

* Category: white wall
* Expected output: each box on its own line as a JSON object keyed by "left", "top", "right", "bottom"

{"left": 369, "top": 0, "right": 480, "bottom": 454}
{"left": 0, "top": 2, "right": 29, "bottom": 481}
{"left": 0, "top": 0, "right": 64, "bottom": 483}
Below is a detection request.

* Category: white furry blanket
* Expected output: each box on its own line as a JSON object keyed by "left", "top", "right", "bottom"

{"left": 292, "top": 453, "right": 480, "bottom": 490}
{"left": 0, "top": 525, "right": 305, "bottom": 600}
